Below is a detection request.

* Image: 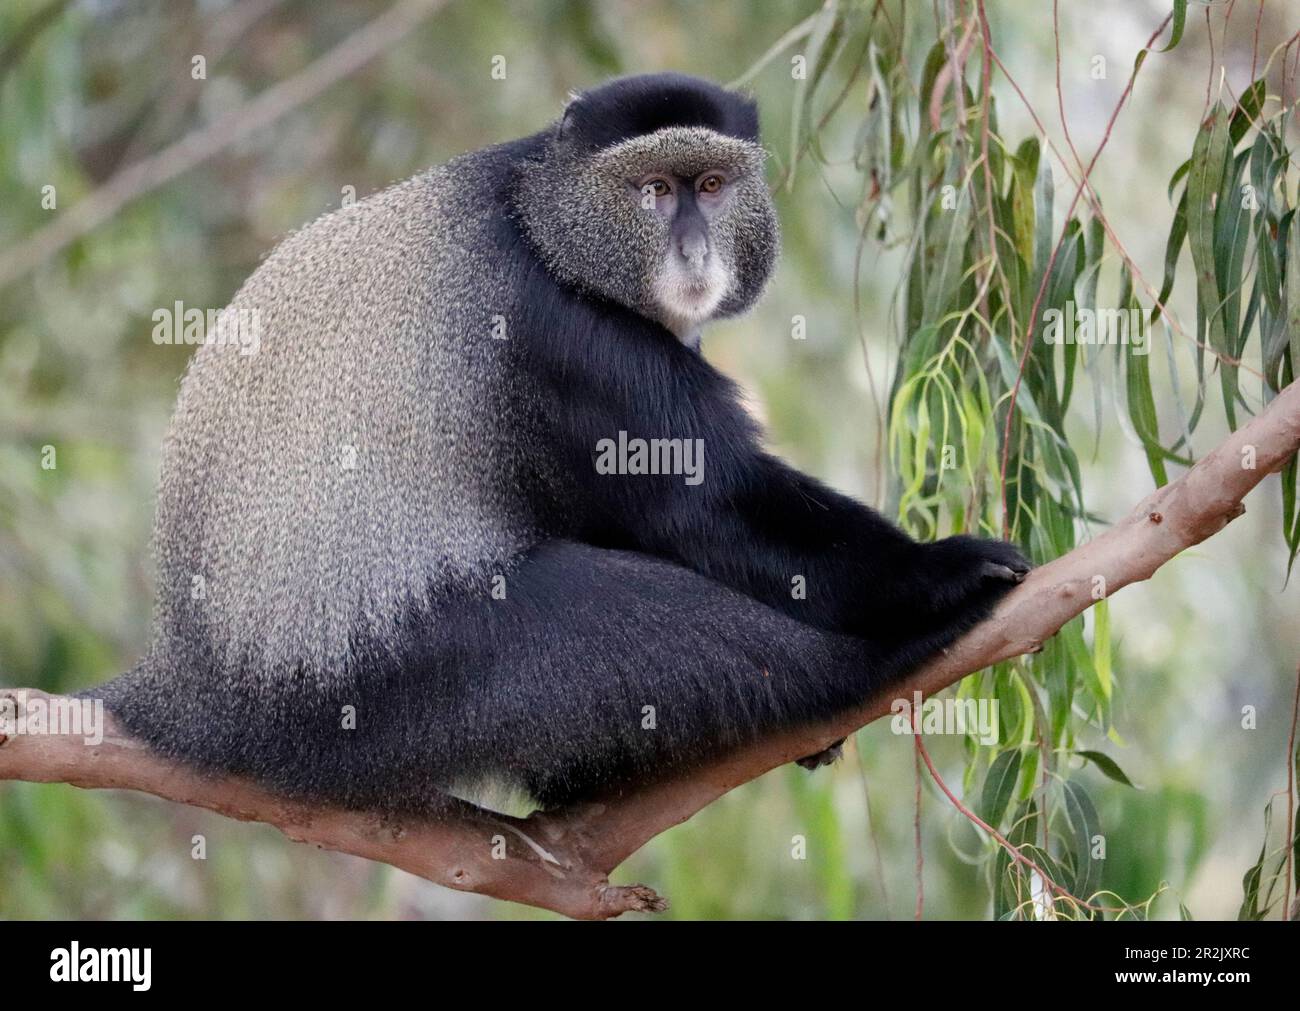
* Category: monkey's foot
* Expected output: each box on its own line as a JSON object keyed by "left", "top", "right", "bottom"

{"left": 795, "top": 738, "right": 845, "bottom": 770}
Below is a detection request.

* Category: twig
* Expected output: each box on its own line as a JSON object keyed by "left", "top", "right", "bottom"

{"left": 1286, "top": 662, "right": 1300, "bottom": 920}
{"left": 913, "top": 727, "right": 925, "bottom": 920}
{"left": 912, "top": 733, "right": 1103, "bottom": 915}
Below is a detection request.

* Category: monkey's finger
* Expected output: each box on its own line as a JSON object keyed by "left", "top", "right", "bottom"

{"left": 980, "top": 561, "right": 1028, "bottom": 583}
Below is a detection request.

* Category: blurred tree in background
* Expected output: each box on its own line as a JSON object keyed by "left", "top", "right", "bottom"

{"left": 2, "top": 0, "right": 1299, "bottom": 920}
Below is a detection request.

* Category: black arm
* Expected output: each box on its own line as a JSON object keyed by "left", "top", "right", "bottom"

{"left": 522, "top": 298, "right": 1026, "bottom": 644}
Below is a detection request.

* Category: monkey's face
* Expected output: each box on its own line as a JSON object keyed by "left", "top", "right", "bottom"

{"left": 518, "top": 127, "right": 780, "bottom": 343}
{"left": 634, "top": 166, "right": 734, "bottom": 338}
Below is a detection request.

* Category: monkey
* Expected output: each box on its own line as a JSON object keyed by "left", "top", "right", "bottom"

{"left": 91, "top": 73, "right": 1029, "bottom": 814}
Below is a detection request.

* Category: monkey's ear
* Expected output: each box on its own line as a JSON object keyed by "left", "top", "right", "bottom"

{"left": 556, "top": 90, "right": 583, "bottom": 141}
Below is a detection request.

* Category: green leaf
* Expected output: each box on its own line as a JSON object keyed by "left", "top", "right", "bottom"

{"left": 727, "top": 11, "right": 820, "bottom": 88}
{"left": 1009, "top": 137, "right": 1041, "bottom": 271}
{"left": 1228, "top": 78, "right": 1268, "bottom": 146}
{"left": 1213, "top": 150, "right": 1252, "bottom": 394}
{"left": 1032, "top": 145, "right": 1054, "bottom": 287}
{"left": 787, "top": 0, "right": 840, "bottom": 191}
{"left": 1185, "top": 105, "right": 1235, "bottom": 428}
{"left": 1092, "top": 597, "right": 1113, "bottom": 704}
{"left": 1237, "top": 804, "right": 1272, "bottom": 920}
{"left": 1124, "top": 330, "right": 1170, "bottom": 485}
{"left": 1077, "top": 750, "right": 1137, "bottom": 788}
{"left": 1156, "top": 0, "right": 1188, "bottom": 53}
{"left": 1063, "top": 780, "right": 1103, "bottom": 900}
{"left": 979, "top": 749, "right": 1021, "bottom": 828}
{"left": 1285, "top": 209, "right": 1300, "bottom": 389}
{"left": 1167, "top": 157, "right": 1191, "bottom": 201}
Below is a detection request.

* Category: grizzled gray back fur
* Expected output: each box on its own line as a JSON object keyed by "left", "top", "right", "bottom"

{"left": 150, "top": 155, "right": 551, "bottom": 681}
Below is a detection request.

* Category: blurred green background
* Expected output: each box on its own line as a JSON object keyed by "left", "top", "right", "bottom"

{"left": 2, "top": 0, "right": 1299, "bottom": 919}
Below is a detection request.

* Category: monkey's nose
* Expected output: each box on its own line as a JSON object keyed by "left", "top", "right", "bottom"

{"left": 678, "top": 233, "right": 708, "bottom": 266}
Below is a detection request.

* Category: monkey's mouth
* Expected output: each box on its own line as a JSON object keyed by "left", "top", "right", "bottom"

{"left": 677, "top": 277, "right": 716, "bottom": 299}
{"left": 655, "top": 258, "right": 729, "bottom": 319}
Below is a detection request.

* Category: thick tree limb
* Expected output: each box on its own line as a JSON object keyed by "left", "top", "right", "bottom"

{"left": 4, "top": 377, "right": 1300, "bottom": 919}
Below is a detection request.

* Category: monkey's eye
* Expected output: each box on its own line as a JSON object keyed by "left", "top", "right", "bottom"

{"left": 698, "top": 174, "right": 725, "bottom": 195}
{"left": 642, "top": 179, "right": 671, "bottom": 198}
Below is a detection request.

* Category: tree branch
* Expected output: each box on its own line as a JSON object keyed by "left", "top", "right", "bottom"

{"left": 4, "top": 377, "right": 1300, "bottom": 919}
